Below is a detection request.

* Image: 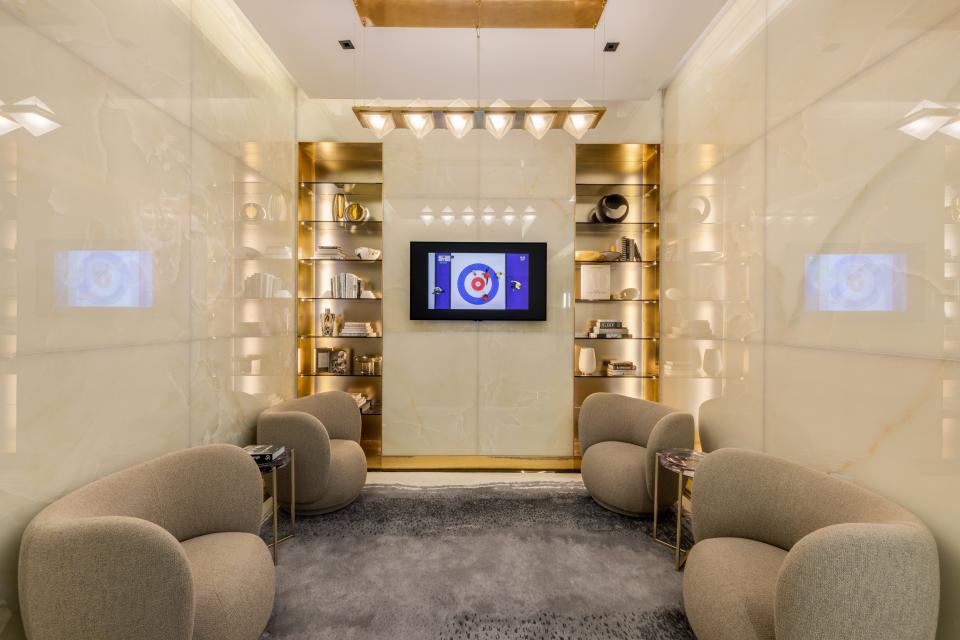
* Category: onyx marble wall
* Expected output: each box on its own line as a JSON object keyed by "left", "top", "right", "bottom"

{"left": 0, "top": 1, "right": 297, "bottom": 636}
{"left": 661, "top": 0, "right": 960, "bottom": 636}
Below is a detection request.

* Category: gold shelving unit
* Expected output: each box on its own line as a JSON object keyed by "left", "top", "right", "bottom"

{"left": 297, "top": 143, "right": 384, "bottom": 468}
{"left": 573, "top": 144, "right": 661, "bottom": 456}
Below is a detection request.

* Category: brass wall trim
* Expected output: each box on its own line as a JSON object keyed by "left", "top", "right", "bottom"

{"left": 377, "top": 455, "right": 582, "bottom": 471}
{"left": 354, "top": 0, "right": 607, "bottom": 29}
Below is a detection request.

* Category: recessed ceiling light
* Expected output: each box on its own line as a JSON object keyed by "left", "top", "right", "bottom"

{"left": 339, "top": 40, "right": 355, "bottom": 50}
{"left": 603, "top": 42, "right": 619, "bottom": 52}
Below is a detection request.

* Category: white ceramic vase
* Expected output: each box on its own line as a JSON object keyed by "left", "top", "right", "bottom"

{"left": 578, "top": 347, "right": 597, "bottom": 376}
{"left": 703, "top": 348, "right": 723, "bottom": 377}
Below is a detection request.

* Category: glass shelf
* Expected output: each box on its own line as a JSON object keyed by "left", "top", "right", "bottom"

{"left": 574, "top": 374, "right": 656, "bottom": 379}
{"left": 299, "top": 220, "right": 383, "bottom": 231}
{"left": 298, "top": 335, "right": 382, "bottom": 339}
{"left": 299, "top": 373, "right": 382, "bottom": 378}
{"left": 575, "top": 298, "right": 658, "bottom": 303}
{"left": 575, "top": 260, "right": 657, "bottom": 266}
{"left": 576, "top": 184, "right": 658, "bottom": 197}
{"left": 299, "top": 258, "right": 382, "bottom": 263}
{"left": 575, "top": 222, "right": 657, "bottom": 233}
{"left": 575, "top": 337, "right": 657, "bottom": 341}
{"left": 298, "top": 296, "right": 382, "bottom": 301}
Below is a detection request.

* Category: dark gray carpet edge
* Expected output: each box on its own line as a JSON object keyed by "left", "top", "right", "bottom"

{"left": 260, "top": 482, "right": 695, "bottom": 640}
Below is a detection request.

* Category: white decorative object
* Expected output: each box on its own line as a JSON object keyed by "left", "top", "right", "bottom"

{"left": 578, "top": 347, "right": 597, "bottom": 376}
{"left": 702, "top": 348, "right": 723, "bottom": 377}
{"left": 580, "top": 264, "right": 611, "bottom": 301}
{"left": 354, "top": 247, "right": 382, "bottom": 261}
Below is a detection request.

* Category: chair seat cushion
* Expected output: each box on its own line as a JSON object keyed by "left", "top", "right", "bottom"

{"left": 294, "top": 439, "right": 367, "bottom": 515}
{"left": 683, "top": 537, "right": 787, "bottom": 640}
{"left": 581, "top": 440, "right": 652, "bottom": 515}
{"left": 181, "top": 532, "right": 275, "bottom": 640}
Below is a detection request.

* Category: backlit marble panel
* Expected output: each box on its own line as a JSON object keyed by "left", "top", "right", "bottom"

{"left": 382, "top": 133, "right": 574, "bottom": 456}
{"left": 0, "top": 1, "right": 296, "bottom": 637}
{"left": 662, "top": 0, "right": 960, "bottom": 636}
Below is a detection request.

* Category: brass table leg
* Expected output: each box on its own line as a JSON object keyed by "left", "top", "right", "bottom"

{"left": 675, "top": 471, "right": 684, "bottom": 570}
{"left": 290, "top": 449, "right": 296, "bottom": 536}
{"left": 271, "top": 466, "right": 279, "bottom": 565}
{"left": 652, "top": 452, "right": 661, "bottom": 541}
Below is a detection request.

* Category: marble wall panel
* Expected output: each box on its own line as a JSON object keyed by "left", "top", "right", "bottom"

{"left": 662, "top": 0, "right": 960, "bottom": 635}
{"left": 0, "top": 1, "right": 297, "bottom": 637}
{"left": 381, "top": 132, "right": 575, "bottom": 456}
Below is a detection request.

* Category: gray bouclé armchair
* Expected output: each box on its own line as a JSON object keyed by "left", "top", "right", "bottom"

{"left": 257, "top": 390, "right": 367, "bottom": 515}
{"left": 684, "top": 448, "right": 940, "bottom": 640}
{"left": 578, "top": 393, "right": 695, "bottom": 516}
{"left": 19, "top": 444, "right": 275, "bottom": 640}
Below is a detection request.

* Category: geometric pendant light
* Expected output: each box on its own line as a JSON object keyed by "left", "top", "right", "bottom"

{"left": 523, "top": 99, "right": 557, "bottom": 140}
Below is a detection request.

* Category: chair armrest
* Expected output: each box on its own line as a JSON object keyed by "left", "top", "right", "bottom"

{"left": 258, "top": 410, "right": 332, "bottom": 504}
{"left": 644, "top": 412, "right": 695, "bottom": 503}
{"left": 776, "top": 523, "right": 939, "bottom": 640}
{"left": 19, "top": 516, "right": 194, "bottom": 640}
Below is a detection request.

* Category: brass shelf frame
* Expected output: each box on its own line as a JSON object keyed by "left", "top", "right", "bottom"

{"left": 297, "top": 142, "right": 385, "bottom": 466}
{"left": 573, "top": 144, "right": 661, "bottom": 458}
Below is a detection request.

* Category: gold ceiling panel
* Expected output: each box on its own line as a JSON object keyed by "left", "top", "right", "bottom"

{"left": 354, "top": 0, "right": 607, "bottom": 29}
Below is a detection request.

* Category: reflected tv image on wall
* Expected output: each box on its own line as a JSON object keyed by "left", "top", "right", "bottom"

{"left": 54, "top": 250, "right": 154, "bottom": 308}
{"left": 804, "top": 253, "right": 906, "bottom": 312}
{"left": 411, "top": 242, "right": 547, "bottom": 321}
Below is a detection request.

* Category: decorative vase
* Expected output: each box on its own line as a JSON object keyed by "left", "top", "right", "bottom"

{"left": 578, "top": 347, "right": 597, "bottom": 376}
{"left": 596, "top": 194, "right": 629, "bottom": 223}
{"left": 320, "top": 308, "right": 336, "bottom": 336}
{"left": 331, "top": 190, "right": 346, "bottom": 221}
{"left": 702, "top": 348, "right": 723, "bottom": 377}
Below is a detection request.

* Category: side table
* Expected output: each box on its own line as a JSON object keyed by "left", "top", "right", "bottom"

{"left": 257, "top": 448, "right": 296, "bottom": 564}
{"left": 652, "top": 447, "right": 705, "bottom": 570}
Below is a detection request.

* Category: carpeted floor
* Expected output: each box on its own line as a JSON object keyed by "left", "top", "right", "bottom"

{"left": 261, "top": 480, "right": 695, "bottom": 640}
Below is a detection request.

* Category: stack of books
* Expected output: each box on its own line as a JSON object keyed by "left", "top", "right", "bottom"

{"left": 243, "top": 444, "right": 285, "bottom": 464}
{"left": 243, "top": 272, "right": 282, "bottom": 298}
{"left": 340, "top": 321, "right": 376, "bottom": 337}
{"left": 606, "top": 360, "right": 638, "bottom": 377}
{"left": 349, "top": 392, "right": 372, "bottom": 413}
{"left": 619, "top": 236, "right": 642, "bottom": 262}
{"left": 588, "top": 319, "right": 632, "bottom": 339}
{"left": 315, "top": 246, "right": 347, "bottom": 260}
{"left": 330, "top": 273, "right": 363, "bottom": 299}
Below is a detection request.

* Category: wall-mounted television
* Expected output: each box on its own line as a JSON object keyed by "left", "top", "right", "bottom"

{"left": 410, "top": 242, "right": 547, "bottom": 321}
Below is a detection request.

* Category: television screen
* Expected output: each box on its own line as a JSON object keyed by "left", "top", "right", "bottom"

{"left": 54, "top": 250, "right": 154, "bottom": 308}
{"left": 410, "top": 242, "right": 547, "bottom": 320}
{"left": 804, "top": 253, "right": 906, "bottom": 312}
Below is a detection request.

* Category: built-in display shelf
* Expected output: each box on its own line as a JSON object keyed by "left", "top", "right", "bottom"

{"left": 298, "top": 142, "right": 384, "bottom": 468}
{"left": 573, "top": 143, "right": 661, "bottom": 458}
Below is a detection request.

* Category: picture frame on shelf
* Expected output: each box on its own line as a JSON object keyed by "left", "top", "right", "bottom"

{"left": 315, "top": 347, "right": 333, "bottom": 373}
{"left": 331, "top": 347, "right": 352, "bottom": 375}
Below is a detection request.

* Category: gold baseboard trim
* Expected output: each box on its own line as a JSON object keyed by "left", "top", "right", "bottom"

{"left": 371, "top": 455, "right": 581, "bottom": 472}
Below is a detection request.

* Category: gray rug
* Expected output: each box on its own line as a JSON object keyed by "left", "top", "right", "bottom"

{"left": 261, "top": 481, "right": 695, "bottom": 640}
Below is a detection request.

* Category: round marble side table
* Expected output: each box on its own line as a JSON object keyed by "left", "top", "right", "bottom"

{"left": 652, "top": 447, "right": 705, "bottom": 570}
